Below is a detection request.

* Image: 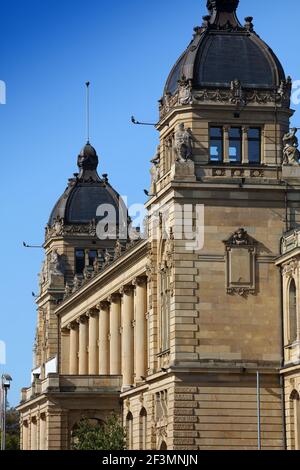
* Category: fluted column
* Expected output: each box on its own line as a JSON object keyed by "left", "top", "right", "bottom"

{"left": 78, "top": 316, "right": 88, "bottom": 375}
{"left": 133, "top": 277, "right": 147, "bottom": 382}
{"left": 88, "top": 309, "right": 99, "bottom": 375}
{"left": 68, "top": 322, "right": 79, "bottom": 375}
{"left": 120, "top": 285, "right": 134, "bottom": 388}
{"left": 108, "top": 294, "right": 121, "bottom": 375}
{"left": 98, "top": 301, "right": 110, "bottom": 375}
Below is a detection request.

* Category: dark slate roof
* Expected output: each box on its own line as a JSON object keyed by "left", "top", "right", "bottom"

{"left": 165, "top": 0, "right": 285, "bottom": 95}
{"left": 48, "top": 144, "right": 122, "bottom": 227}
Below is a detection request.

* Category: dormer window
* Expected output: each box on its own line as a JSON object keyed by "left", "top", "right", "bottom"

{"left": 209, "top": 126, "right": 262, "bottom": 164}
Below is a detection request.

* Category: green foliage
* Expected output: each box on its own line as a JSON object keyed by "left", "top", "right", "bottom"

{"left": 0, "top": 407, "right": 20, "bottom": 450}
{"left": 72, "top": 414, "right": 126, "bottom": 451}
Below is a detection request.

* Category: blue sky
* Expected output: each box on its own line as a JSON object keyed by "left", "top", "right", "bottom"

{"left": 0, "top": 0, "right": 299, "bottom": 406}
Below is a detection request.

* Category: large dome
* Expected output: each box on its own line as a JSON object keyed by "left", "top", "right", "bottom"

{"left": 165, "top": 0, "right": 285, "bottom": 95}
{"left": 48, "top": 143, "right": 122, "bottom": 227}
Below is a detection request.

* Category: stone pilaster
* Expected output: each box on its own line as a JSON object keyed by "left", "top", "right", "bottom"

{"left": 133, "top": 277, "right": 147, "bottom": 382}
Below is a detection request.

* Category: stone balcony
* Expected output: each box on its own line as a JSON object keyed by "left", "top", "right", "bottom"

{"left": 21, "top": 374, "right": 122, "bottom": 404}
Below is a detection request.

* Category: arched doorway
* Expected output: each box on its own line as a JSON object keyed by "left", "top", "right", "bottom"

{"left": 70, "top": 417, "right": 104, "bottom": 449}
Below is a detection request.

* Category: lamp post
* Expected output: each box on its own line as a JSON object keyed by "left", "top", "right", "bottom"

{"left": 1, "top": 374, "right": 12, "bottom": 451}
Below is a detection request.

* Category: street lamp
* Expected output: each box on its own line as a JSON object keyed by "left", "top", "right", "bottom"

{"left": 1, "top": 374, "right": 12, "bottom": 451}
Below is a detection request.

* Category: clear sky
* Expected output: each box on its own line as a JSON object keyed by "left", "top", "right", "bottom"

{"left": 0, "top": 0, "right": 299, "bottom": 406}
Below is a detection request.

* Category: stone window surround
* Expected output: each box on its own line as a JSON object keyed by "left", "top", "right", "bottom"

{"left": 209, "top": 124, "right": 263, "bottom": 165}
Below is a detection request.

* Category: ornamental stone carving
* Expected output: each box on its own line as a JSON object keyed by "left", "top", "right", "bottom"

{"left": 283, "top": 128, "right": 300, "bottom": 166}
{"left": 282, "top": 259, "right": 298, "bottom": 277}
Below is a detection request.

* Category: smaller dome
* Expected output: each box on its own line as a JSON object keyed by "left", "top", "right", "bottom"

{"left": 48, "top": 143, "right": 124, "bottom": 227}
{"left": 77, "top": 143, "right": 99, "bottom": 171}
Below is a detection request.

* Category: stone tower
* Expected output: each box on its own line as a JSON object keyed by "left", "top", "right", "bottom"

{"left": 126, "top": 0, "right": 299, "bottom": 450}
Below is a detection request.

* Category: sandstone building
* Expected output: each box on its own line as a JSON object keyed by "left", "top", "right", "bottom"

{"left": 17, "top": 0, "right": 300, "bottom": 450}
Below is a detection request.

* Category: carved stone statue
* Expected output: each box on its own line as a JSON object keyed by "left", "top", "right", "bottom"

{"left": 72, "top": 275, "right": 82, "bottom": 293}
{"left": 114, "top": 239, "right": 122, "bottom": 259}
{"left": 150, "top": 145, "right": 161, "bottom": 193}
{"left": 178, "top": 77, "right": 193, "bottom": 105}
{"left": 230, "top": 79, "right": 245, "bottom": 106}
{"left": 49, "top": 250, "right": 65, "bottom": 276}
{"left": 174, "top": 123, "right": 193, "bottom": 162}
{"left": 283, "top": 128, "right": 300, "bottom": 166}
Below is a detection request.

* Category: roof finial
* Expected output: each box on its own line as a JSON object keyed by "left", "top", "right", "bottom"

{"left": 85, "top": 81, "right": 90, "bottom": 144}
{"left": 207, "top": 0, "right": 239, "bottom": 13}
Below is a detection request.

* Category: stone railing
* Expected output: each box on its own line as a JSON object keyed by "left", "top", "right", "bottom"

{"left": 21, "top": 374, "right": 122, "bottom": 403}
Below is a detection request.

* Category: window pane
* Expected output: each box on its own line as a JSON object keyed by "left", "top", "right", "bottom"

{"left": 210, "top": 141, "right": 223, "bottom": 162}
{"left": 210, "top": 127, "right": 222, "bottom": 138}
{"left": 75, "top": 249, "right": 85, "bottom": 274}
{"left": 248, "top": 128, "right": 260, "bottom": 139}
{"left": 229, "top": 142, "right": 241, "bottom": 162}
{"left": 249, "top": 141, "right": 260, "bottom": 163}
{"left": 88, "top": 250, "right": 97, "bottom": 266}
{"left": 229, "top": 128, "right": 242, "bottom": 139}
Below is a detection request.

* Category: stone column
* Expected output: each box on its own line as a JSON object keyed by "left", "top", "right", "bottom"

{"left": 78, "top": 316, "right": 88, "bottom": 375}
{"left": 30, "top": 417, "right": 37, "bottom": 450}
{"left": 68, "top": 322, "right": 79, "bottom": 375}
{"left": 98, "top": 301, "right": 110, "bottom": 375}
{"left": 223, "top": 125, "right": 230, "bottom": 163}
{"left": 120, "top": 285, "right": 134, "bottom": 388}
{"left": 108, "top": 294, "right": 121, "bottom": 375}
{"left": 23, "top": 421, "right": 29, "bottom": 450}
{"left": 88, "top": 309, "right": 99, "bottom": 375}
{"left": 242, "top": 126, "right": 249, "bottom": 164}
{"left": 39, "top": 414, "right": 47, "bottom": 450}
{"left": 133, "top": 277, "right": 147, "bottom": 382}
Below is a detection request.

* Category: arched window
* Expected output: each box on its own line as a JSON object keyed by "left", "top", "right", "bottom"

{"left": 290, "top": 390, "right": 300, "bottom": 450}
{"left": 289, "top": 279, "right": 298, "bottom": 344}
{"left": 126, "top": 412, "right": 133, "bottom": 450}
{"left": 139, "top": 408, "right": 147, "bottom": 450}
{"left": 160, "top": 441, "right": 168, "bottom": 450}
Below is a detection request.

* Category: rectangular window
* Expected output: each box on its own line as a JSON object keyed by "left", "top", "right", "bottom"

{"left": 248, "top": 127, "right": 261, "bottom": 164}
{"left": 88, "top": 250, "right": 97, "bottom": 267}
{"left": 229, "top": 127, "right": 242, "bottom": 163}
{"left": 75, "top": 249, "right": 85, "bottom": 274}
{"left": 210, "top": 127, "right": 223, "bottom": 162}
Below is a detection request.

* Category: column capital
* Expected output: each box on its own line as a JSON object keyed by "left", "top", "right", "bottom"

{"left": 97, "top": 300, "right": 110, "bottom": 311}
{"left": 132, "top": 276, "right": 148, "bottom": 288}
{"left": 77, "top": 315, "right": 88, "bottom": 325}
{"left": 107, "top": 293, "right": 121, "bottom": 303}
{"left": 86, "top": 307, "right": 98, "bottom": 318}
{"left": 61, "top": 326, "right": 69, "bottom": 334}
{"left": 67, "top": 322, "right": 77, "bottom": 330}
{"left": 119, "top": 284, "right": 134, "bottom": 296}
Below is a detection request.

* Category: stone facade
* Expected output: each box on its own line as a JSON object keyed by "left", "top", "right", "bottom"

{"left": 17, "top": 0, "right": 300, "bottom": 451}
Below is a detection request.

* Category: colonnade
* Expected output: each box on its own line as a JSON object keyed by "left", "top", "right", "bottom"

{"left": 65, "top": 276, "right": 148, "bottom": 387}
